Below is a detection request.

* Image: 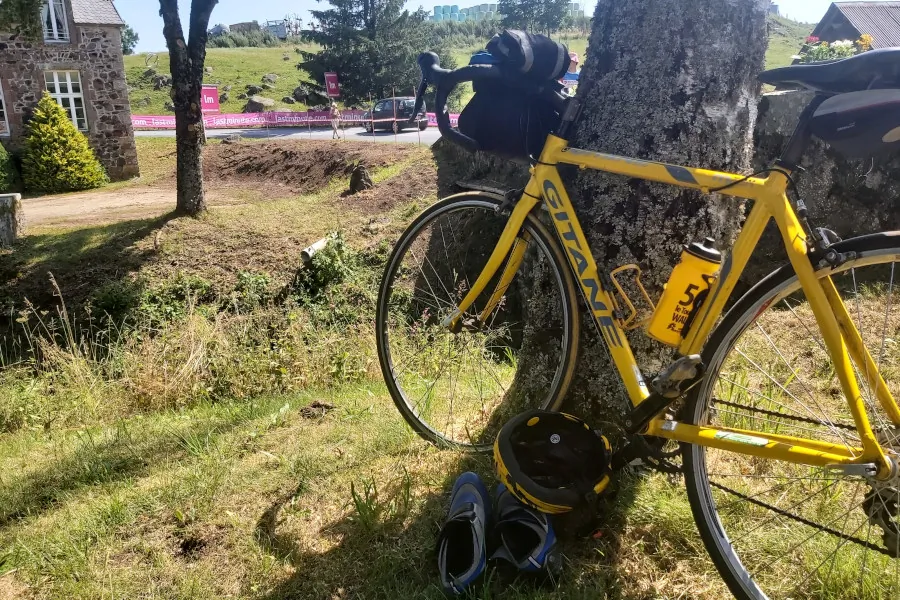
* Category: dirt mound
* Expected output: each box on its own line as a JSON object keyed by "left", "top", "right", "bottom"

{"left": 203, "top": 140, "right": 420, "bottom": 196}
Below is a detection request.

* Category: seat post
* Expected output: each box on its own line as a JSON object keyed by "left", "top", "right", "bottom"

{"left": 777, "top": 94, "right": 828, "bottom": 169}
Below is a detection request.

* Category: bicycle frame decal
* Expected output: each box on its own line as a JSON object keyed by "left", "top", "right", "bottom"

{"left": 541, "top": 178, "right": 622, "bottom": 348}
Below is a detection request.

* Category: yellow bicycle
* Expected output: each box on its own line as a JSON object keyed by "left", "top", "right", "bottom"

{"left": 376, "top": 49, "right": 900, "bottom": 598}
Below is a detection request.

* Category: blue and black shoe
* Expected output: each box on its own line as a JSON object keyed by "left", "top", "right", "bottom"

{"left": 436, "top": 472, "right": 492, "bottom": 595}
{"left": 490, "top": 483, "right": 561, "bottom": 575}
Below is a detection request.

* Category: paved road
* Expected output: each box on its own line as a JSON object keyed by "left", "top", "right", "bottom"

{"left": 135, "top": 125, "right": 443, "bottom": 145}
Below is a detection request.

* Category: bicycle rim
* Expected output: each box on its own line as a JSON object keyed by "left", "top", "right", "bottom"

{"left": 685, "top": 238, "right": 900, "bottom": 599}
{"left": 376, "top": 195, "right": 579, "bottom": 450}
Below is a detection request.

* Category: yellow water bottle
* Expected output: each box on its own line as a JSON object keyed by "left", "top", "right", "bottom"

{"left": 647, "top": 238, "right": 722, "bottom": 347}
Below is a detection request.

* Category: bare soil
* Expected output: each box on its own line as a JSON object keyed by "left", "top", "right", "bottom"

{"left": 23, "top": 140, "right": 427, "bottom": 227}
{"left": 202, "top": 140, "right": 423, "bottom": 199}
{"left": 3, "top": 139, "right": 439, "bottom": 311}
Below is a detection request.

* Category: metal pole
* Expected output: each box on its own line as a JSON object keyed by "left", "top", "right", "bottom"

{"left": 414, "top": 86, "right": 421, "bottom": 146}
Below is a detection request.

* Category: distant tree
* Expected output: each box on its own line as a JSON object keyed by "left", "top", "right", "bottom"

{"left": 499, "top": 0, "right": 569, "bottom": 34}
{"left": 0, "top": 0, "right": 42, "bottom": 38}
{"left": 122, "top": 24, "right": 139, "bottom": 55}
{"left": 298, "top": 0, "right": 451, "bottom": 104}
{"left": 159, "top": 0, "right": 218, "bottom": 216}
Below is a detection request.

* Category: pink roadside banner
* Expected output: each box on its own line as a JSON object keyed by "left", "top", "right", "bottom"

{"left": 132, "top": 111, "right": 460, "bottom": 130}
{"left": 200, "top": 85, "right": 220, "bottom": 113}
{"left": 324, "top": 73, "right": 341, "bottom": 98}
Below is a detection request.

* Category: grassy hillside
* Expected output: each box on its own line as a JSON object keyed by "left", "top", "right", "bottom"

{"left": 125, "top": 16, "right": 805, "bottom": 116}
{"left": 766, "top": 14, "right": 814, "bottom": 68}
{"left": 126, "top": 44, "right": 320, "bottom": 115}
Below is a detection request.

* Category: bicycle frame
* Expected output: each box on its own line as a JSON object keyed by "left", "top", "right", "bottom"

{"left": 446, "top": 133, "right": 900, "bottom": 477}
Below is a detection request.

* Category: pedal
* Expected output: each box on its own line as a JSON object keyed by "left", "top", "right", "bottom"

{"left": 608, "top": 264, "right": 656, "bottom": 330}
{"left": 652, "top": 355, "right": 705, "bottom": 399}
{"left": 623, "top": 356, "right": 706, "bottom": 435}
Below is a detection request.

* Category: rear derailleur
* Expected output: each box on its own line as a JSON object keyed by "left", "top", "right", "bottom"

{"left": 863, "top": 427, "right": 900, "bottom": 557}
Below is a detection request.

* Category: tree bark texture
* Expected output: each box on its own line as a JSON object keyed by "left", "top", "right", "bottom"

{"left": 159, "top": 0, "right": 218, "bottom": 216}
{"left": 519, "top": 0, "right": 770, "bottom": 426}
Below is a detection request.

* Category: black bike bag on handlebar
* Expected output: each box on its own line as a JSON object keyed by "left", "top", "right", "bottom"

{"left": 486, "top": 30, "right": 571, "bottom": 82}
{"left": 458, "top": 82, "right": 560, "bottom": 161}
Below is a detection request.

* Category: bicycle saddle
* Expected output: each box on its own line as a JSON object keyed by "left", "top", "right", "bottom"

{"left": 758, "top": 47, "right": 900, "bottom": 94}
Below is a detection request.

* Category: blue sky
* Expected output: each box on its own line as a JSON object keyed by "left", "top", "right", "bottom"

{"left": 117, "top": 0, "right": 848, "bottom": 54}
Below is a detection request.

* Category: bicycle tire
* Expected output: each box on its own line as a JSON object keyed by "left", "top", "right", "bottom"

{"left": 376, "top": 193, "right": 580, "bottom": 450}
{"left": 684, "top": 231, "right": 900, "bottom": 600}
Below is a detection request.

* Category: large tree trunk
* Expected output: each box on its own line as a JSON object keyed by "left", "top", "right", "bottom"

{"left": 519, "top": 0, "right": 769, "bottom": 427}
{"left": 159, "top": 0, "right": 218, "bottom": 216}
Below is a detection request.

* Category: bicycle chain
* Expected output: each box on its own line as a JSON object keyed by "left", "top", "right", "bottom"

{"left": 709, "top": 480, "right": 896, "bottom": 558}
{"left": 711, "top": 397, "right": 858, "bottom": 432}
{"left": 705, "top": 399, "right": 896, "bottom": 557}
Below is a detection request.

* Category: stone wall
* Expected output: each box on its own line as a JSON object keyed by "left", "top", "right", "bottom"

{"left": 0, "top": 19, "right": 139, "bottom": 181}
{"left": 751, "top": 90, "right": 900, "bottom": 278}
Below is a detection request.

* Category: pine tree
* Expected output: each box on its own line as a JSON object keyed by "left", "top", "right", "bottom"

{"left": 299, "top": 0, "right": 451, "bottom": 104}
{"left": 0, "top": 143, "right": 19, "bottom": 192}
{"left": 21, "top": 93, "right": 108, "bottom": 194}
{"left": 499, "top": 0, "right": 569, "bottom": 34}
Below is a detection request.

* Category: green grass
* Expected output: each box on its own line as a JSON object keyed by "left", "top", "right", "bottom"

{"left": 126, "top": 44, "right": 322, "bottom": 115}
{"left": 766, "top": 14, "right": 814, "bottom": 69}
{"left": 0, "top": 381, "right": 731, "bottom": 599}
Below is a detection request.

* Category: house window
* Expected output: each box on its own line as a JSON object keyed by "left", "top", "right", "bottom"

{"left": 45, "top": 71, "right": 87, "bottom": 130}
{"left": 0, "top": 87, "right": 8, "bottom": 137}
{"left": 0, "top": 84, "right": 8, "bottom": 136}
{"left": 42, "top": 0, "right": 69, "bottom": 42}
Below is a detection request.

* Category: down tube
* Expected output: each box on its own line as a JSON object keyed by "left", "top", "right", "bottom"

{"left": 537, "top": 166, "right": 651, "bottom": 406}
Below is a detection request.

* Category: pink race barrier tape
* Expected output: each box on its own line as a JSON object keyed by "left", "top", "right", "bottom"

{"left": 132, "top": 111, "right": 460, "bottom": 130}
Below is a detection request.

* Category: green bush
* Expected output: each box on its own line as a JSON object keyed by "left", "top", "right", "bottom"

{"left": 90, "top": 278, "right": 145, "bottom": 322}
{"left": 0, "top": 142, "right": 19, "bottom": 192}
{"left": 207, "top": 30, "right": 282, "bottom": 48}
{"left": 21, "top": 92, "right": 109, "bottom": 194}
{"left": 139, "top": 272, "right": 216, "bottom": 326}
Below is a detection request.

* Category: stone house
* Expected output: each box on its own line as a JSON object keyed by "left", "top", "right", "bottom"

{"left": 0, "top": 0, "right": 139, "bottom": 181}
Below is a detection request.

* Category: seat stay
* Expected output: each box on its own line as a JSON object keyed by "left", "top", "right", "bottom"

{"left": 821, "top": 275, "right": 900, "bottom": 426}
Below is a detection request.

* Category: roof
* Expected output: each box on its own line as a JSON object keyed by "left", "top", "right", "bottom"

{"left": 812, "top": 2, "right": 900, "bottom": 48}
{"left": 69, "top": 0, "right": 125, "bottom": 26}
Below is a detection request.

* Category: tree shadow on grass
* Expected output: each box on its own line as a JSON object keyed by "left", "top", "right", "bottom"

{"left": 0, "top": 403, "right": 262, "bottom": 527}
{"left": 0, "top": 211, "right": 176, "bottom": 313}
{"left": 252, "top": 449, "right": 650, "bottom": 600}
{"left": 0, "top": 211, "right": 177, "bottom": 361}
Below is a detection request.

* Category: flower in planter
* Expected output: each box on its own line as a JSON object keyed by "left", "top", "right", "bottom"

{"left": 798, "top": 38, "right": 863, "bottom": 63}
{"left": 806, "top": 35, "right": 820, "bottom": 44}
{"left": 858, "top": 33, "right": 874, "bottom": 52}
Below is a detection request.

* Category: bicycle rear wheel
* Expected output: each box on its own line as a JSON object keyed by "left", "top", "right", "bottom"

{"left": 684, "top": 232, "right": 900, "bottom": 599}
{"left": 376, "top": 194, "right": 580, "bottom": 450}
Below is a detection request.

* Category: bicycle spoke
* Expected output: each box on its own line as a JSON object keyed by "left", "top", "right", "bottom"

{"left": 690, "top": 247, "right": 900, "bottom": 599}
{"left": 749, "top": 482, "right": 865, "bottom": 580}
{"left": 378, "top": 201, "right": 573, "bottom": 447}
{"left": 752, "top": 321, "right": 855, "bottom": 449}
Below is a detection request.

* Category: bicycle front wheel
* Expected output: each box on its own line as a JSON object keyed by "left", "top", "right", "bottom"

{"left": 685, "top": 232, "right": 900, "bottom": 599}
{"left": 376, "top": 194, "right": 580, "bottom": 450}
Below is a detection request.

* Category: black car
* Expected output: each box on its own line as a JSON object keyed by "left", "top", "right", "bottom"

{"left": 363, "top": 97, "right": 428, "bottom": 133}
